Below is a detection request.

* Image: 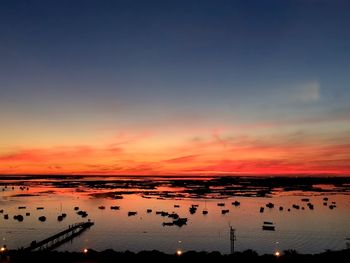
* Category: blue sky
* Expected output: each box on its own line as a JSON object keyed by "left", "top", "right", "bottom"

{"left": 0, "top": 0, "right": 349, "bottom": 175}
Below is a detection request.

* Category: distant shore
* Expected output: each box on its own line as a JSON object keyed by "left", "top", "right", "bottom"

{"left": 1, "top": 175, "right": 349, "bottom": 199}
{"left": 1, "top": 174, "right": 350, "bottom": 179}
{"left": 1, "top": 249, "right": 349, "bottom": 263}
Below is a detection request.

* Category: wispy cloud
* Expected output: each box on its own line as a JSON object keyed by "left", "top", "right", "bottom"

{"left": 0, "top": 145, "right": 121, "bottom": 163}
{"left": 164, "top": 155, "right": 198, "bottom": 163}
{"left": 1, "top": 127, "right": 349, "bottom": 176}
{"left": 0, "top": 146, "right": 92, "bottom": 162}
{"left": 109, "top": 132, "right": 152, "bottom": 146}
{"left": 292, "top": 80, "right": 320, "bottom": 102}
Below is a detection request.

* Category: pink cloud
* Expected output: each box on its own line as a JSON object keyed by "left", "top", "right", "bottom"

{"left": 0, "top": 147, "right": 90, "bottom": 162}
{"left": 0, "top": 144, "right": 122, "bottom": 163}
{"left": 164, "top": 155, "right": 198, "bottom": 163}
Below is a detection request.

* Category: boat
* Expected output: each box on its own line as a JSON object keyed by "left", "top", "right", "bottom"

{"left": 173, "top": 218, "right": 187, "bottom": 227}
{"left": 221, "top": 209, "right": 229, "bottom": 214}
{"left": 263, "top": 221, "right": 273, "bottom": 225}
{"left": 266, "top": 202, "right": 274, "bottom": 208}
{"left": 110, "top": 206, "right": 120, "bottom": 210}
{"left": 189, "top": 206, "right": 197, "bottom": 214}
{"left": 77, "top": 210, "right": 88, "bottom": 217}
{"left": 98, "top": 206, "right": 106, "bottom": 210}
{"left": 217, "top": 203, "right": 225, "bottom": 207}
{"left": 38, "top": 216, "right": 46, "bottom": 222}
{"left": 262, "top": 225, "right": 275, "bottom": 231}
{"left": 202, "top": 210, "right": 208, "bottom": 215}
{"left": 168, "top": 213, "right": 179, "bottom": 219}
{"left": 232, "top": 201, "right": 240, "bottom": 206}
{"left": 161, "top": 211, "right": 169, "bottom": 217}
{"left": 292, "top": 204, "right": 300, "bottom": 209}
{"left": 262, "top": 221, "right": 275, "bottom": 231}
{"left": 14, "top": 215, "right": 24, "bottom": 222}
{"left": 128, "top": 211, "right": 137, "bottom": 216}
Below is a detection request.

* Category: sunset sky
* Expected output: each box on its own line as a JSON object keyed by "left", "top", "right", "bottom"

{"left": 1, "top": 0, "right": 349, "bottom": 175}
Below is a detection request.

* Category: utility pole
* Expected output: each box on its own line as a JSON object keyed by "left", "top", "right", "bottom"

{"left": 230, "top": 226, "right": 236, "bottom": 254}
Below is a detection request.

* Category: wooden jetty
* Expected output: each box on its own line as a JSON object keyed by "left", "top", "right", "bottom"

{"left": 24, "top": 221, "right": 94, "bottom": 251}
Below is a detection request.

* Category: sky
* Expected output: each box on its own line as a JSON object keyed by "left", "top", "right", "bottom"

{"left": 0, "top": 0, "right": 349, "bottom": 176}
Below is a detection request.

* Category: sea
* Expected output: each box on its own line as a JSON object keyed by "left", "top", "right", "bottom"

{"left": 0, "top": 176, "right": 349, "bottom": 255}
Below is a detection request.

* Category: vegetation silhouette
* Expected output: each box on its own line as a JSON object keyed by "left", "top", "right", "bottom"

{"left": 1, "top": 249, "right": 349, "bottom": 263}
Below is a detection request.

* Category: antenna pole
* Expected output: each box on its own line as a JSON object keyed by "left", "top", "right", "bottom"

{"left": 230, "top": 226, "right": 236, "bottom": 254}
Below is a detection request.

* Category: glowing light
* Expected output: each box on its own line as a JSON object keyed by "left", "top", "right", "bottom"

{"left": 0, "top": 246, "right": 6, "bottom": 252}
{"left": 176, "top": 249, "right": 182, "bottom": 256}
{"left": 83, "top": 248, "right": 88, "bottom": 253}
{"left": 274, "top": 251, "right": 280, "bottom": 257}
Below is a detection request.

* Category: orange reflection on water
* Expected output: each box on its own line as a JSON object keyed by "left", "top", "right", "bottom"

{"left": 0, "top": 179, "right": 349, "bottom": 254}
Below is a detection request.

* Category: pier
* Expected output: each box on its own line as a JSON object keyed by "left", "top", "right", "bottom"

{"left": 24, "top": 221, "right": 94, "bottom": 251}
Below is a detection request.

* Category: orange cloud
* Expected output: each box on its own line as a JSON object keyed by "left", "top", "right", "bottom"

{"left": 1, "top": 129, "right": 349, "bottom": 176}
{"left": 0, "top": 146, "right": 95, "bottom": 163}
{"left": 164, "top": 155, "right": 199, "bottom": 163}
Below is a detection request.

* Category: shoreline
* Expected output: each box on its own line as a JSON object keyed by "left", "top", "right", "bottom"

{"left": 1, "top": 176, "right": 349, "bottom": 199}
{"left": 1, "top": 174, "right": 350, "bottom": 179}
{"left": 1, "top": 249, "right": 350, "bottom": 263}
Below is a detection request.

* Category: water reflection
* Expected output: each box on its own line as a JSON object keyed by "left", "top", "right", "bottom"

{"left": 0, "top": 176, "right": 349, "bottom": 254}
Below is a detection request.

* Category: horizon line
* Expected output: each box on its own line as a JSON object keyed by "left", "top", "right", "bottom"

{"left": 0, "top": 173, "right": 349, "bottom": 178}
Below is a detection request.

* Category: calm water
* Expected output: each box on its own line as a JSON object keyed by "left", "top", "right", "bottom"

{"left": 0, "top": 177, "right": 349, "bottom": 255}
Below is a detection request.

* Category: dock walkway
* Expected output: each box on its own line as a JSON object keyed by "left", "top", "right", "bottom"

{"left": 24, "top": 221, "right": 94, "bottom": 251}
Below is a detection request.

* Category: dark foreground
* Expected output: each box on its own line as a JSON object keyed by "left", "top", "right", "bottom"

{"left": 1, "top": 249, "right": 350, "bottom": 263}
